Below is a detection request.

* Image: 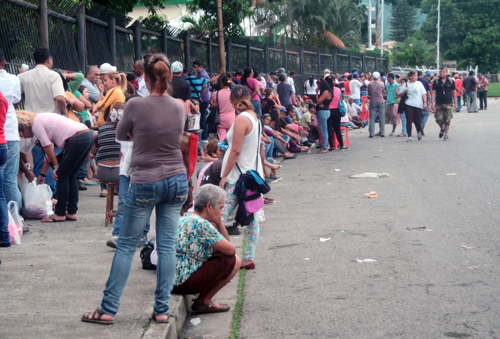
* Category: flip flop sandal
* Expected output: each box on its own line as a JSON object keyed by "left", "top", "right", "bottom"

{"left": 151, "top": 312, "right": 170, "bottom": 323}
{"left": 81, "top": 308, "right": 114, "bottom": 325}
{"left": 66, "top": 217, "right": 77, "bottom": 222}
{"left": 191, "top": 301, "right": 230, "bottom": 314}
{"left": 41, "top": 215, "right": 65, "bottom": 223}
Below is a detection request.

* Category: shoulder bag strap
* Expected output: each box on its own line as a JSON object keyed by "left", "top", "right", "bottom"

{"left": 187, "top": 78, "right": 201, "bottom": 99}
{"left": 97, "top": 88, "right": 116, "bottom": 111}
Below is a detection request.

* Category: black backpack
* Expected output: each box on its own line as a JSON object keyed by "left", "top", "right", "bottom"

{"left": 140, "top": 243, "right": 156, "bottom": 270}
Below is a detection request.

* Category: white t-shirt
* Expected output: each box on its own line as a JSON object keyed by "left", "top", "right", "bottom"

{"left": 287, "top": 77, "right": 296, "bottom": 93}
{"left": 350, "top": 79, "right": 362, "bottom": 99}
{"left": 136, "top": 75, "right": 150, "bottom": 97}
{"left": 0, "top": 70, "right": 21, "bottom": 141}
{"left": 401, "top": 81, "right": 426, "bottom": 109}
{"left": 305, "top": 80, "right": 318, "bottom": 95}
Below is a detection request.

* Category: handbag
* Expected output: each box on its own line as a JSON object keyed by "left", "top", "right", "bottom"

{"left": 207, "top": 91, "right": 221, "bottom": 126}
{"left": 339, "top": 100, "right": 347, "bottom": 117}
{"left": 398, "top": 84, "right": 409, "bottom": 114}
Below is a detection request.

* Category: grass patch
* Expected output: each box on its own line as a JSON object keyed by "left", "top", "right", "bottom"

{"left": 488, "top": 82, "right": 500, "bottom": 97}
{"left": 229, "top": 232, "right": 248, "bottom": 339}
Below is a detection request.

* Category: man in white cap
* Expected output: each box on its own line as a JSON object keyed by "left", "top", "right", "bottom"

{"left": 170, "top": 61, "right": 199, "bottom": 114}
{"left": 324, "top": 69, "right": 331, "bottom": 78}
{"left": 367, "top": 71, "right": 386, "bottom": 137}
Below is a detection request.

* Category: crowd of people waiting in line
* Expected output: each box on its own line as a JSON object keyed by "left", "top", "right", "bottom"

{"left": 0, "top": 45, "right": 487, "bottom": 323}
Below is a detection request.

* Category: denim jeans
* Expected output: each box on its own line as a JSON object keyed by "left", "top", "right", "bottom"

{"left": 199, "top": 101, "right": 209, "bottom": 140}
{"left": 369, "top": 102, "right": 385, "bottom": 136}
{"left": 479, "top": 91, "right": 488, "bottom": 109}
{"left": 360, "top": 91, "right": 367, "bottom": 98}
{"left": 317, "top": 109, "right": 330, "bottom": 150}
{"left": 456, "top": 95, "right": 462, "bottom": 112}
{"left": 55, "top": 131, "right": 94, "bottom": 216}
{"left": 264, "top": 137, "right": 274, "bottom": 159}
{"left": 100, "top": 173, "right": 188, "bottom": 316}
{"left": 285, "top": 115, "right": 292, "bottom": 124}
{"left": 354, "top": 99, "right": 360, "bottom": 106}
{"left": 113, "top": 175, "right": 150, "bottom": 237}
{"left": 4, "top": 141, "right": 21, "bottom": 211}
{"left": 251, "top": 100, "right": 262, "bottom": 117}
{"left": 400, "top": 112, "right": 407, "bottom": 135}
{"left": 341, "top": 121, "right": 356, "bottom": 128}
{"left": 421, "top": 106, "right": 429, "bottom": 129}
{"left": 33, "top": 145, "right": 60, "bottom": 195}
{"left": 0, "top": 144, "right": 9, "bottom": 245}
{"left": 466, "top": 91, "right": 477, "bottom": 112}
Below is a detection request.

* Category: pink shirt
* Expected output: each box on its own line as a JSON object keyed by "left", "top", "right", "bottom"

{"left": 329, "top": 87, "right": 342, "bottom": 109}
{"left": 244, "top": 77, "right": 262, "bottom": 101}
{"left": 214, "top": 89, "right": 235, "bottom": 129}
{"left": 32, "top": 113, "right": 83, "bottom": 149}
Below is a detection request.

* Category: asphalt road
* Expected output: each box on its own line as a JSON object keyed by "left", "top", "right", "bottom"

{"left": 240, "top": 99, "right": 500, "bottom": 339}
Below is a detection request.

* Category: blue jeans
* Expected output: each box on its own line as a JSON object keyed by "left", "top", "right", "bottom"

{"left": 369, "top": 102, "right": 385, "bottom": 136}
{"left": 0, "top": 144, "right": 9, "bottom": 245}
{"left": 400, "top": 112, "right": 407, "bottom": 135}
{"left": 317, "top": 109, "right": 330, "bottom": 150}
{"left": 354, "top": 99, "right": 360, "bottom": 106}
{"left": 341, "top": 121, "right": 356, "bottom": 128}
{"left": 360, "top": 90, "right": 367, "bottom": 98}
{"left": 421, "top": 107, "right": 429, "bottom": 129}
{"left": 33, "top": 145, "right": 60, "bottom": 195}
{"left": 113, "top": 175, "right": 150, "bottom": 237}
{"left": 479, "top": 91, "right": 488, "bottom": 109}
{"left": 200, "top": 101, "right": 209, "bottom": 140}
{"left": 456, "top": 96, "right": 462, "bottom": 112}
{"left": 251, "top": 100, "right": 262, "bottom": 117}
{"left": 264, "top": 137, "right": 274, "bottom": 159}
{"left": 4, "top": 141, "right": 21, "bottom": 211}
{"left": 100, "top": 173, "right": 188, "bottom": 316}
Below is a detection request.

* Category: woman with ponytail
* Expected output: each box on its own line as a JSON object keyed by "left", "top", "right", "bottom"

{"left": 220, "top": 85, "right": 263, "bottom": 270}
{"left": 96, "top": 71, "right": 126, "bottom": 126}
{"left": 210, "top": 76, "right": 234, "bottom": 140}
{"left": 83, "top": 54, "right": 188, "bottom": 325}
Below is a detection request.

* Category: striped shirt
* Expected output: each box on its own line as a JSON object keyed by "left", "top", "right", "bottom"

{"left": 185, "top": 76, "right": 208, "bottom": 100}
{"left": 96, "top": 122, "right": 120, "bottom": 163}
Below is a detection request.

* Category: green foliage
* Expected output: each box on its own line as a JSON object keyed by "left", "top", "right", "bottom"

{"left": 185, "top": 0, "right": 253, "bottom": 39}
{"left": 391, "top": 37, "right": 436, "bottom": 66}
{"left": 93, "top": 0, "right": 166, "bottom": 15}
{"left": 419, "top": 0, "right": 500, "bottom": 73}
{"left": 389, "top": 0, "right": 418, "bottom": 42}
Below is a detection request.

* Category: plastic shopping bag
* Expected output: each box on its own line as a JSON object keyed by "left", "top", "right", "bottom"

{"left": 8, "top": 201, "right": 23, "bottom": 245}
{"left": 21, "top": 174, "right": 53, "bottom": 219}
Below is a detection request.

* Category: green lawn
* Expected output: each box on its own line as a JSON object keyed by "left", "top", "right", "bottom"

{"left": 488, "top": 82, "right": 500, "bottom": 97}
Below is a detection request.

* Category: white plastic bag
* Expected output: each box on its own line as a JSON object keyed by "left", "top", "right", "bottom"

{"left": 21, "top": 174, "right": 53, "bottom": 219}
{"left": 8, "top": 201, "right": 23, "bottom": 245}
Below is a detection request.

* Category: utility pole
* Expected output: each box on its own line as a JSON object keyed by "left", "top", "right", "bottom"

{"left": 216, "top": 0, "right": 226, "bottom": 69}
{"left": 39, "top": 0, "right": 49, "bottom": 48}
{"left": 436, "top": 0, "right": 440, "bottom": 70}
{"left": 375, "top": 0, "right": 379, "bottom": 48}
{"left": 380, "top": 0, "right": 384, "bottom": 57}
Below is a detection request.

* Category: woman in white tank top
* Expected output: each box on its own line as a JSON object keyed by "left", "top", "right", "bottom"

{"left": 220, "top": 85, "right": 262, "bottom": 270}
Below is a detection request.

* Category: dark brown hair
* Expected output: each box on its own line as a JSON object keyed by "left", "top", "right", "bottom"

{"left": 144, "top": 53, "right": 171, "bottom": 96}
{"left": 230, "top": 85, "right": 254, "bottom": 113}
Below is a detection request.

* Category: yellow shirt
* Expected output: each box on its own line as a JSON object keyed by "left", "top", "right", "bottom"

{"left": 97, "top": 87, "right": 125, "bottom": 126}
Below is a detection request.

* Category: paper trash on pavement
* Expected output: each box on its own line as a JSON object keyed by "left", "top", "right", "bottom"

{"left": 364, "top": 191, "right": 377, "bottom": 198}
{"left": 190, "top": 318, "right": 201, "bottom": 326}
{"left": 446, "top": 173, "right": 457, "bottom": 176}
{"left": 349, "top": 173, "right": 389, "bottom": 179}
{"left": 356, "top": 259, "right": 377, "bottom": 263}
{"left": 319, "top": 237, "right": 331, "bottom": 242}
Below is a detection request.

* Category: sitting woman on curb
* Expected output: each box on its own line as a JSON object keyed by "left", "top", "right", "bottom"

{"left": 172, "top": 184, "right": 240, "bottom": 313}
{"left": 16, "top": 111, "right": 93, "bottom": 222}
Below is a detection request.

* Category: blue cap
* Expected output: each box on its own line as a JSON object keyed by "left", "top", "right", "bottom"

{"left": 426, "top": 71, "right": 431, "bottom": 76}
{"left": 171, "top": 61, "right": 183, "bottom": 73}
{"left": 280, "top": 108, "right": 287, "bottom": 113}
{"left": 353, "top": 72, "right": 359, "bottom": 77}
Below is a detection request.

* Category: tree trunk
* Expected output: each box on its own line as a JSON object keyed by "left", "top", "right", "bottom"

{"left": 216, "top": 0, "right": 226, "bottom": 69}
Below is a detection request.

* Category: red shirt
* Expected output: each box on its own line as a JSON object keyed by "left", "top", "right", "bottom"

{"left": 0, "top": 91, "right": 7, "bottom": 144}
{"left": 454, "top": 78, "right": 463, "bottom": 96}
{"left": 344, "top": 80, "right": 351, "bottom": 95}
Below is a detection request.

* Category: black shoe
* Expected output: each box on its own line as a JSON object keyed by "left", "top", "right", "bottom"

{"left": 302, "top": 141, "right": 312, "bottom": 147}
{"left": 78, "top": 183, "right": 87, "bottom": 191}
{"left": 226, "top": 225, "right": 241, "bottom": 236}
{"left": 421, "top": 131, "right": 425, "bottom": 136}
{"left": 23, "top": 226, "right": 30, "bottom": 234}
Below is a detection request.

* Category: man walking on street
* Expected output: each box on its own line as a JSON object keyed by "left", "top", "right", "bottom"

{"left": 477, "top": 74, "right": 489, "bottom": 110}
{"left": 193, "top": 61, "right": 210, "bottom": 144}
{"left": 417, "top": 71, "right": 431, "bottom": 135}
{"left": 367, "top": 72, "right": 386, "bottom": 137}
{"left": 453, "top": 73, "right": 463, "bottom": 112}
{"left": 463, "top": 71, "right": 478, "bottom": 113}
{"left": 431, "top": 67, "right": 457, "bottom": 141}
{"left": 385, "top": 73, "right": 398, "bottom": 136}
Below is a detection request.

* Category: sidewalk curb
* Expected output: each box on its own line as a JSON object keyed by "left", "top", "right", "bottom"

{"left": 143, "top": 294, "right": 191, "bottom": 339}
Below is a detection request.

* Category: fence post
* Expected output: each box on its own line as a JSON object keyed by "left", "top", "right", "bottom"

{"left": 109, "top": 17, "right": 116, "bottom": 66}
{"left": 283, "top": 45, "right": 287, "bottom": 70}
{"left": 184, "top": 35, "right": 191, "bottom": 69}
{"left": 246, "top": 42, "right": 251, "bottom": 69}
{"left": 76, "top": 7, "right": 86, "bottom": 73}
{"left": 333, "top": 51, "right": 337, "bottom": 74}
{"left": 299, "top": 47, "right": 304, "bottom": 82}
{"left": 348, "top": 52, "right": 352, "bottom": 72}
{"left": 207, "top": 36, "right": 212, "bottom": 74}
{"left": 39, "top": 0, "right": 49, "bottom": 48}
{"left": 362, "top": 53, "right": 366, "bottom": 73}
{"left": 317, "top": 49, "right": 321, "bottom": 74}
{"left": 375, "top": 57, "right": 379, "bottom": 71}
{"left": 226, "top": 39, "right": 232, "bottom": 72}
{"left": 264, "top": 44, "right": 269, "bottom": 73}
{"left": 161, "top": 28, "right": 168, "bottom": 55}
{"left": 134, "top": 21, "right": 141, "bottom": 61}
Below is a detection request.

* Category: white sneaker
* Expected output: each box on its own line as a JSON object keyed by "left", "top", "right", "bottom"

{"left": 106, "top": 236, "right": 119, "bottom": 249}
{"left": 202, "top": 140, "right": 209, "bottom": 144}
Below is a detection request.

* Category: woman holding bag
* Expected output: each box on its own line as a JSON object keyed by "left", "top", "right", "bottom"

{"left": 209, "top": 76, "right": 234, "bottom": 141}
{"left": 220, "top": 85, "right": 263, "bottom": 270}
{"left": 16, "top": 111, "right": 93, "bottom": 222}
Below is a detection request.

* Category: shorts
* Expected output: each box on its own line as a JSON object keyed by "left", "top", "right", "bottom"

{"left": 385, "top": 104, "right": 397, "bottom": 125}
{"left": 435, "top": 104, "right": 453, "bottom": 125}
{"left": 172, "top": 252, "right": 236, "bottom": 295}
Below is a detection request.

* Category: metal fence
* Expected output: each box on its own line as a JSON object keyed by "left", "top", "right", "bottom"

{"left": 1, "top": 0, "right": 389, "bottom": 96}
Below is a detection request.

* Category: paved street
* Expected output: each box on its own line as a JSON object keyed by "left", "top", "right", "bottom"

{"left": 240, "top": 99, "right": 500, "bottom": 338}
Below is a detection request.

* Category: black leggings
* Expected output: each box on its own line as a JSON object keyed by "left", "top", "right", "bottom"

{"left": 404, "top": 105, "right": 422, "bottom": 137}
{"left": 328, "top": 108, "right": 343, "bottom": 148}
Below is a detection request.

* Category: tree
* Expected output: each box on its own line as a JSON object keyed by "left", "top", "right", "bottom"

{"left": 389, "top": 0, "right": 418, "bottom": 42}
{"left": 391, "top": 37, "right": 436, "bottom": 66}
{"left": 419, "top": 0, "right": 500, "bottom": 73}
{"left": 93, "top": 0, "right": 166, "bottom": 15}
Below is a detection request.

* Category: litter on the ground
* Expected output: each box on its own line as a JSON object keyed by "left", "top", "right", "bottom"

{"left": 407, "top": 227, "right": 432, "bottom": 231}
{"left": 319, "top": 237, "right": 331, "bottom": 242}
{"left": 468, "top": 266, "right": 479, "bottom": 270}
{"left": 349, "top": 172, "right": 389, "bottom": 179}
{"left": 356, "top": 259, "right": 377, "bottom": 263}
{"left": 461, "top": 245, "right": 475, "bottom": 250}
{"left": 335, "top": 169, "right": 340, "bottom": 172}
{"left": 190, "top": 318, "right": 201, "bottom": 326}
{"left": 326, "top": 183, "right": 332, "bottom": 185}
{"left": 364, "top": 191, "right": 377, "bottom": 198}
{"left": 446, "top": 173, "right": 457, "bottom": 176}
{"left": 304, "top": 258, "right": 310, "bottom": 260}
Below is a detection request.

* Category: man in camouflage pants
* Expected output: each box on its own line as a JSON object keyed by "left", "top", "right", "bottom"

{"left": 431, "top": 66, "right": 457, "bottom": 141}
